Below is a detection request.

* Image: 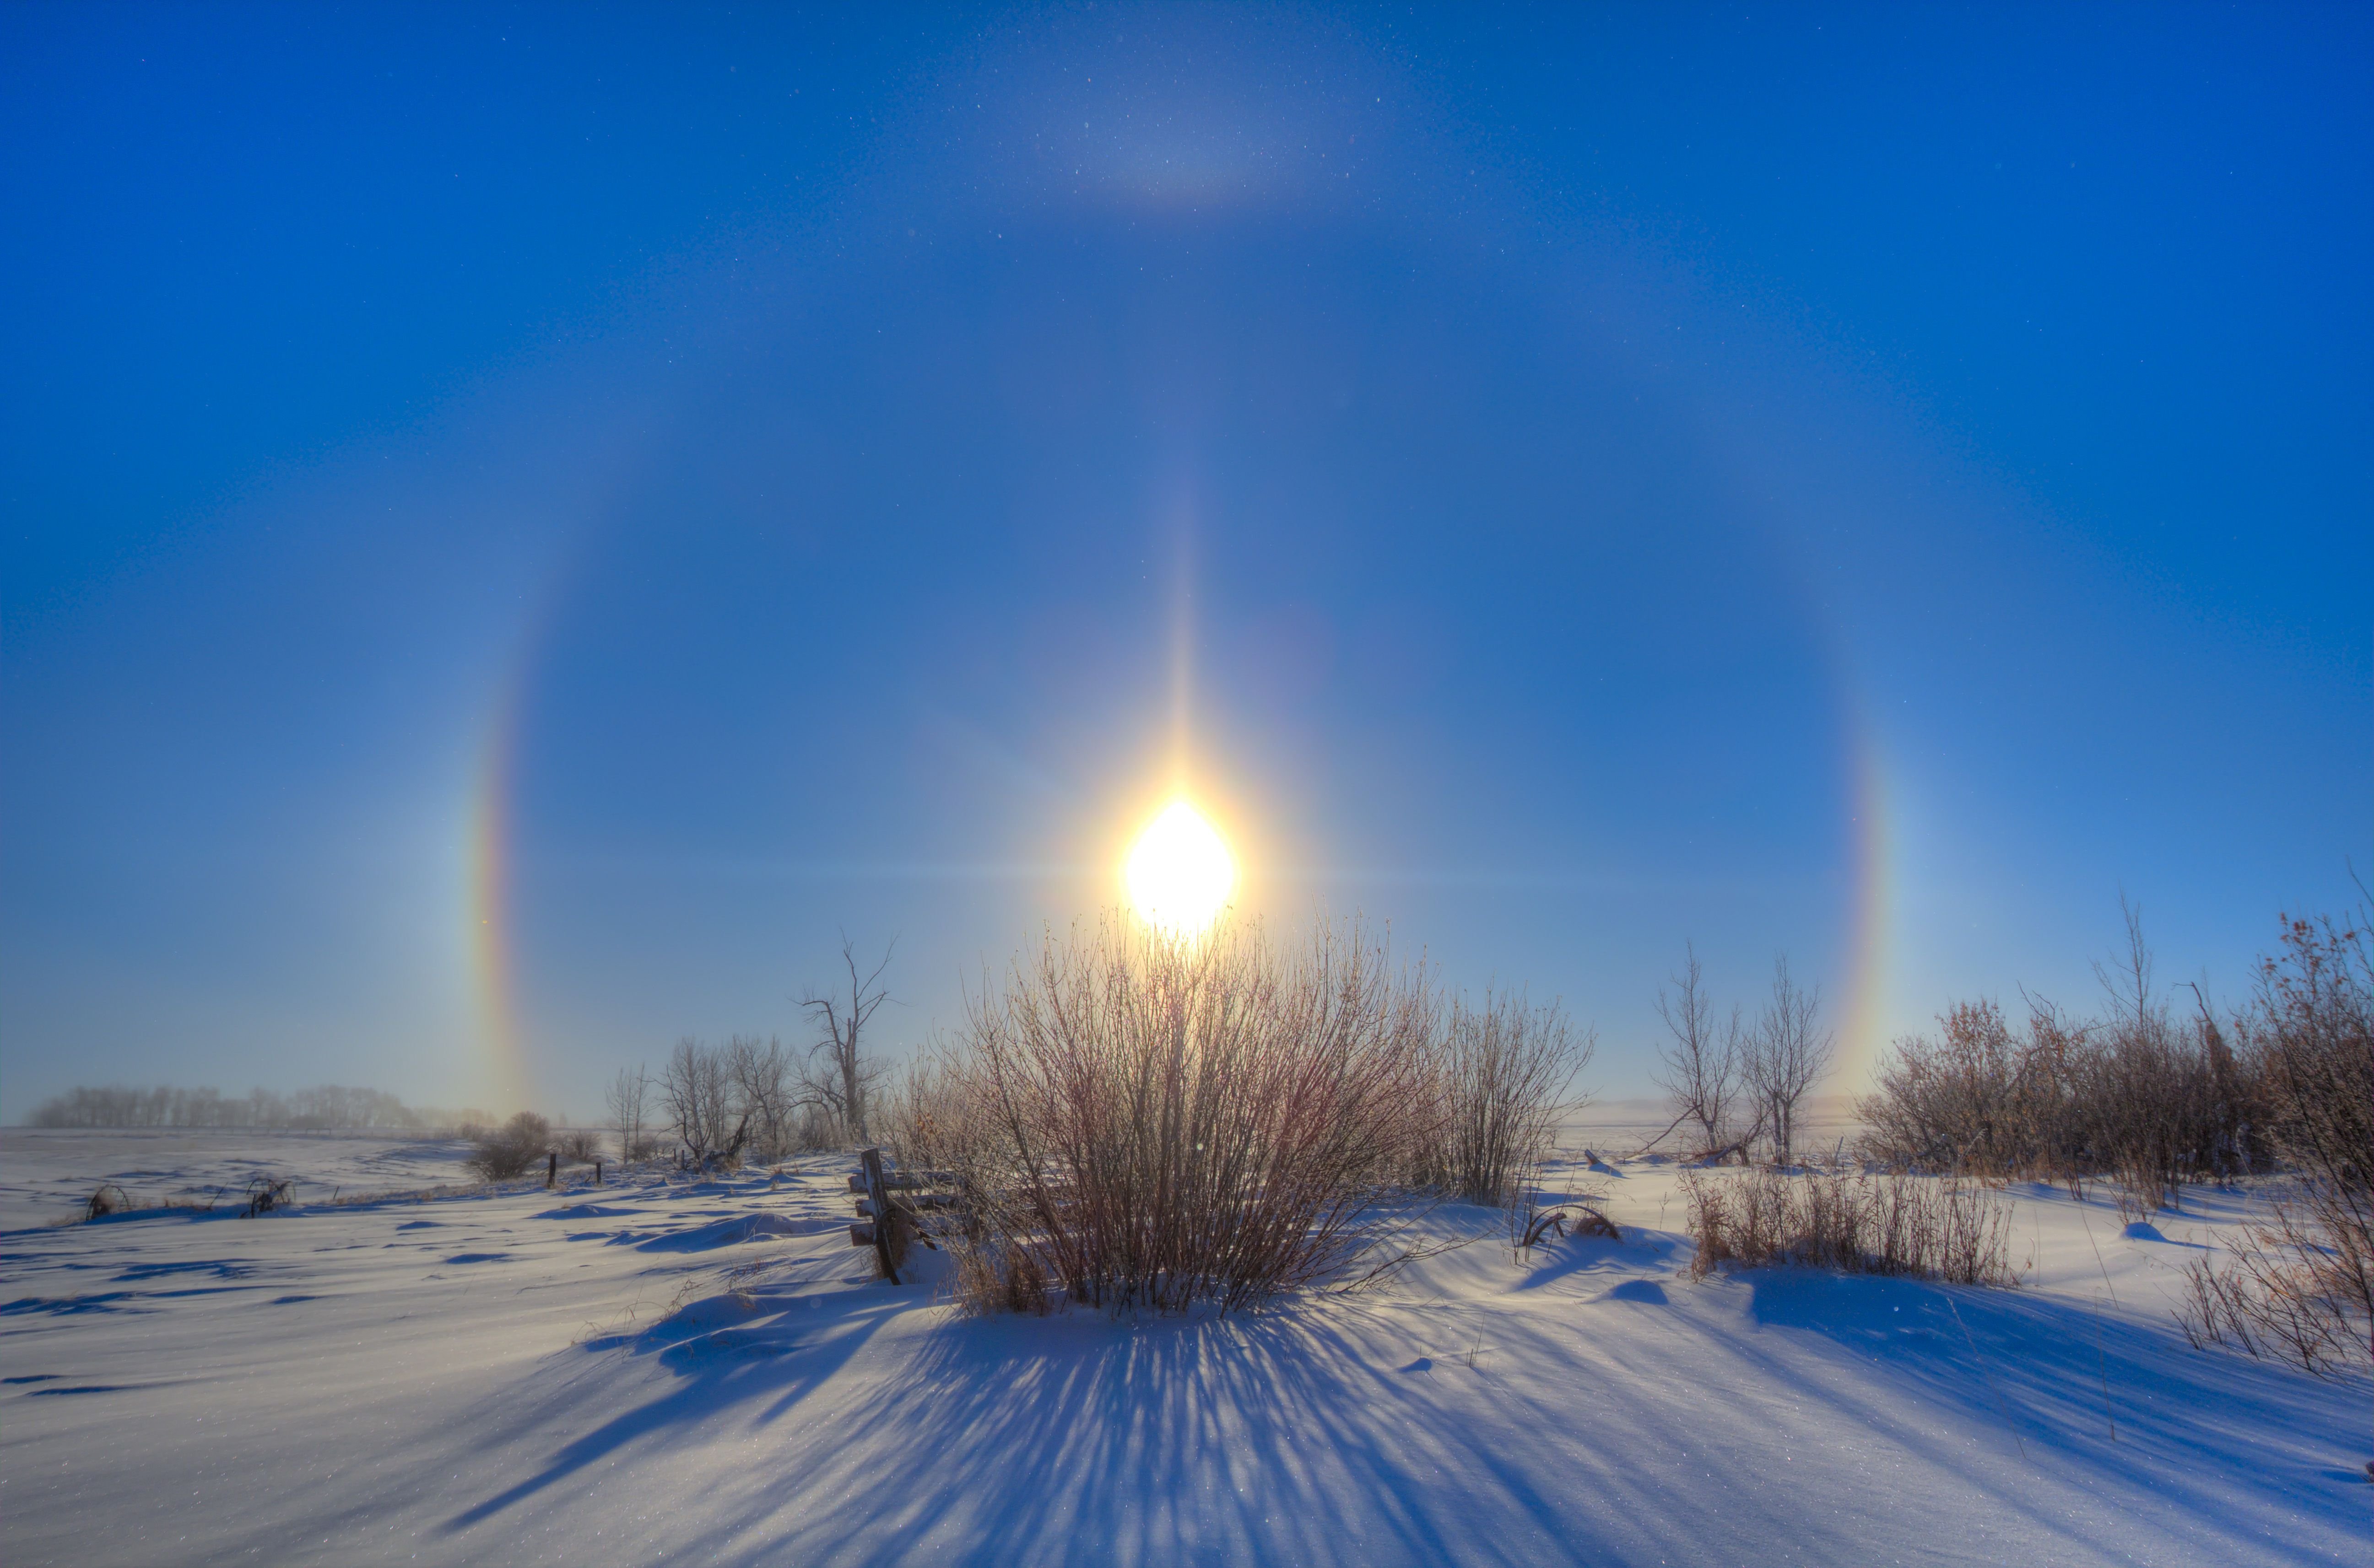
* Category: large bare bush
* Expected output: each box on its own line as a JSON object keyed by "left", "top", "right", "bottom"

{"left": 1859, "top": 904, "right": 2267, "bottom": 1198}
{"left": 1858, "top": 998, "right": 2091, "bottom": 1177}
{"left": 2180, "top": 912, "right": 2373, "bottom": 1377}
{"left": 950, "top": 914, "right": 1445, "bottom": 1315}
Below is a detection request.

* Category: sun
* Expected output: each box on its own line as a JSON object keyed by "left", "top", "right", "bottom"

{"left": 1125, "top": 799, "right": 1236, "bottom": 938}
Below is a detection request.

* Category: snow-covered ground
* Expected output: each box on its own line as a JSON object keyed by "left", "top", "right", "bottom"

{"left": 0, "top": 1128, "right": 488, "bottom": 1231}
{"left": 0, "top": 1134, "right": 2362, "bottom": 1566}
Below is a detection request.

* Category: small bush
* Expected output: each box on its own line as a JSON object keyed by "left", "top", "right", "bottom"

{"left": 1682, "top": 1168, "right": 2015, "bottom": 1286}
{"left": 467, "top": 1111, "right": 552, "bottom": 1181}
{"left": 555, "top": 1128, "right": 601, "bottom": 1164}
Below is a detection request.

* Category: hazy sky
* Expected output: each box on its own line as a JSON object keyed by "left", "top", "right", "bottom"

{"left": 4, "top": 3, "right": 2367, "bottom": 1122}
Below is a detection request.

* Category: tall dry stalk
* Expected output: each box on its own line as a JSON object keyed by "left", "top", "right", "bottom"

{"left": 1682, "top": 1167, "right": 2015, "bottom": 1287}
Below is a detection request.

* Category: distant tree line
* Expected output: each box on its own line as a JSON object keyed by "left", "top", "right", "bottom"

{"left": 26, "top": 1083, "right": 488, "bottom": 1132}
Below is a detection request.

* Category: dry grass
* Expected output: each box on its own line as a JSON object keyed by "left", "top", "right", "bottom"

{"left": 1682, "top": 1167, "right": 2016, "bottom": 1286}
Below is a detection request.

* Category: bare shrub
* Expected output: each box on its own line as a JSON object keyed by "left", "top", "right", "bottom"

{"left": 1683, "top": 1167, "right": 2014, "bottom": 1286}
{"left": 1859, "top": 998, "right": 2090, "bottom": 1177}
{"left": 951, "top": 913, "right": 1446, "bottom": 1315}
{"left": 878, "top": 1049, "right": 980, "bottom": 1179}
{"left": 84, "top": 1184, "right": 131, "bottom": 1221}
{"left": 1859, "top": 904, "right": 2269, "bottom": 1196}
{"left": 2085, "top": 912, "right": 2223, "bottom": 1210}
{"left": 2179, "top": 911, "right": 2373, "bottom": 1377}
{"left": 466, "top": 1111, "right": 552, "bottom": 1180}
{"left": 555, "top": 1128, "right": 601, "bottom": 1164}
{"left": 1436, "top": 988, "right": 1590, "bottom": 1207}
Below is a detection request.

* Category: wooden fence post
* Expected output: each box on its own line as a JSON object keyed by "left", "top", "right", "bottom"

{"left": 546, "top": 1151, "right": 557, "bottom": 1189}
{"left": 860, "top": 1147, "right": 899, "bottom": 1285}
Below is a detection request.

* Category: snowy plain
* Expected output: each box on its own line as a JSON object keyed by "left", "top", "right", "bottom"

{"left": 0, "top": 1128, "right": 2363, "bottom": 1567}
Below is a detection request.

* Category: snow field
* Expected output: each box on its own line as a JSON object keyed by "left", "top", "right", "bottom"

{"left": 0, "top": 1137, "right": 2363, "bottom": 1566}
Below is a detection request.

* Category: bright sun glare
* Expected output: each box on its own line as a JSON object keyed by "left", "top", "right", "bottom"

{"left": 1125, "top": 799, "right": 1236, "bottom": 938}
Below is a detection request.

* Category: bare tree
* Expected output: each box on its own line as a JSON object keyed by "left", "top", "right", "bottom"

{"left": 727, "top": 1035, "right": 795, "bottom": 1163}
{"left": 644, "top": 1038, "right": 797, "bottom": 1170}
{"left": 606, "top": 1064, "right": 651, "bottom": 1164}
{"left": 1739, "top": 956, "right": 1833, "bottom": 1166}
{"left": 800, "top": 936, "right": 896, "bottom": 1144}
{"left": 660, "top": 1036, "right": 741, "bottom": 1166}
{"left": 1651, "top": 945, "right": 1741, "bottom": 1157}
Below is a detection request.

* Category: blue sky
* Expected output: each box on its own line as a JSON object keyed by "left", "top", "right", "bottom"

{"left": 3, "top": 2, "right": 2366, "bottom": 1121}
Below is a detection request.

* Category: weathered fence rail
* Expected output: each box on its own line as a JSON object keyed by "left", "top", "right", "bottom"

{"left": 845, "top": 1148, "right": 960, "bottom": 1284}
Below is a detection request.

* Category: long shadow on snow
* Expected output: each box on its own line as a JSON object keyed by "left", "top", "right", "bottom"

{"left": 685, "top": 1300, "right": 1589, "bottom": 1568}
{"left": 1510, "top": 1231, "right": 1680, "bottom": 1293}
{"left": 1745, "top": 1269, "right": 2366, "bottom": 1530}
{"left": 629, "top": 1213, "right": 838, "bottom": 1252}
{"left": 442, "top": 1275, "right": 904, "bottom": 1532}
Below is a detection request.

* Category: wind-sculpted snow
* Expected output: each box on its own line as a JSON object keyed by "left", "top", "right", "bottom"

{"left": 0, "top": 1138, "right": 2362, "bottom": 1566}
{"left": 631, "top": 1212, "right": 844, "bottom": 1252}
